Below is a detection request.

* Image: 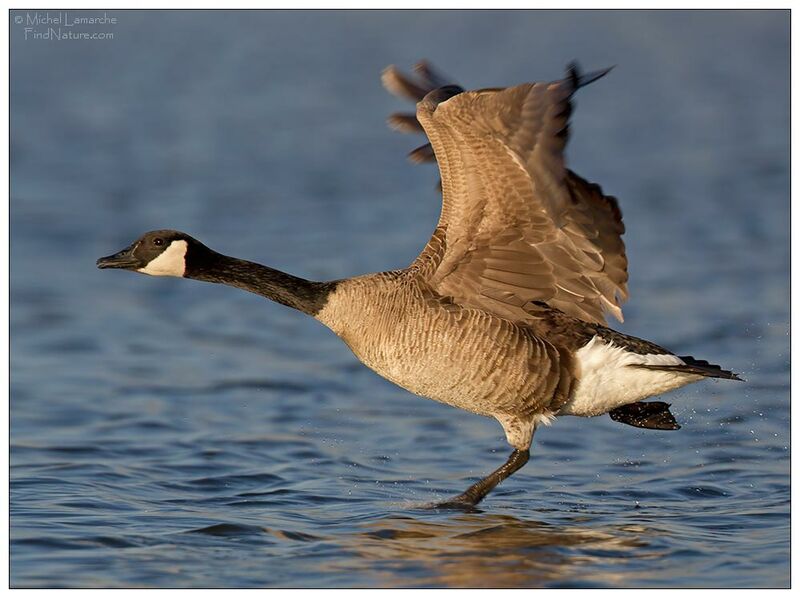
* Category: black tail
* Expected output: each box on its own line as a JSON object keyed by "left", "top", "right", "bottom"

{"left": 633, "top": 356, "right": 743, "bottom": 381}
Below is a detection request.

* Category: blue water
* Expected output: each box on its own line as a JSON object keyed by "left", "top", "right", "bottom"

{"left": 10, "top": 10, "right": 789, "bottom": 588}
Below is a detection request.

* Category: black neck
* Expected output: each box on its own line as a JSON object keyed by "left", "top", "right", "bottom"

{"left": 186, "top": 252, "right": 335, "bottom": 316}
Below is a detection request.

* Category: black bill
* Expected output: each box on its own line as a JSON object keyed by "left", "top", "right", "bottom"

{"left": 96, "top": 246, "right": 139, "bottom": 270}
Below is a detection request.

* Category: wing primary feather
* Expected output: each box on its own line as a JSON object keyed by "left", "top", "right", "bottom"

{"left": 387, "top": 113, "right": 424, "bottom": 133}
{"left": 414, "top": 60, "right": 453, "bottom": 89}
{"left": 381, "top": 65, "right": 429, "bottom": 101}
{"left": 408, "top": 143, "right": 436, "bottom": 164}
{"left": 566, "top": 62, "right": 615, "bottom": 91}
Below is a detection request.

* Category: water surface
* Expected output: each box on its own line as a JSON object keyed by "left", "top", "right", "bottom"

{"left": 10, "top": 10, "right": 789, "bottom": 588}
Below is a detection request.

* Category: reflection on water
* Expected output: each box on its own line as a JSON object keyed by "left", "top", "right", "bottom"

{"left": 347, "top": 514, "right": 654, "bottom": 587}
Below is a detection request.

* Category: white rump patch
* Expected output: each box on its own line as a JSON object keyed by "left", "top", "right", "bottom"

{"left": 560, "top": 336, "right": 701, "bottom": 417}
{"left": 138, "top": 240, "right": 188, "bottom": 277}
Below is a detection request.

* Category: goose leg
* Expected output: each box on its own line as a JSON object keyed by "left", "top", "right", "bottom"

{"left": 435, "top": 448, "right": 530, "bottom": 509}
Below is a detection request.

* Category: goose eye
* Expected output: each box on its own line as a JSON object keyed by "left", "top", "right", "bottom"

{"left": 153, "top": 238, "right": 164, "bottom": 247}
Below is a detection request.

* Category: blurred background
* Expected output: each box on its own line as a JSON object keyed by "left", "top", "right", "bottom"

{"left": 10, "top": 10, "right": 789, "bottom": 588}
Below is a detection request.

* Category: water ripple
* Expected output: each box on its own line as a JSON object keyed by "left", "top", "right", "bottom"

{"left": 10, "top": 9, "right": 788, "bottom": 589}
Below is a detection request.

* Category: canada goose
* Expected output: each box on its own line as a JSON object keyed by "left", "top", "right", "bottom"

{"left": 97, "top": 62, "right": 740, "bottom": 509}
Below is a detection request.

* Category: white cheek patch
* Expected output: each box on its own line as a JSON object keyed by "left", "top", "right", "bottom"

{"left": 138, "top": 240, "right": 188, "bottom": 277}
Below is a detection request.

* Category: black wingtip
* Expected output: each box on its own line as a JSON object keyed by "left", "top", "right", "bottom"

{"left": 566, "top": 62, "right": 615, "bottom": 90}
{"left": 567, "top": 61, "right": 581, "bottom": 87}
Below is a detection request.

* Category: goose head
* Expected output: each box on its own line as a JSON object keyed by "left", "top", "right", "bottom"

{"left": 96, "top": 229, "right": 211, "bottom": 277}
{"left": 98, "top": 230, "right": 332, "bottom": 315}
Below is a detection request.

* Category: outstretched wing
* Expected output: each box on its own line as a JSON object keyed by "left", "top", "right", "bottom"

{"left": 382, "top": 62, "right": 628, "bottom": 325}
